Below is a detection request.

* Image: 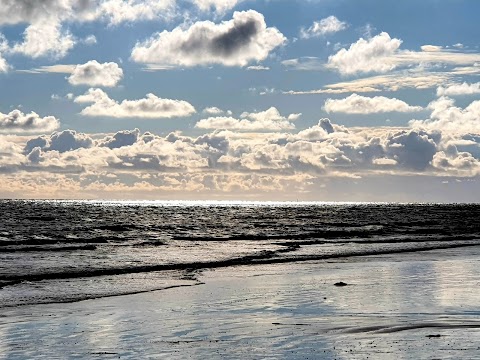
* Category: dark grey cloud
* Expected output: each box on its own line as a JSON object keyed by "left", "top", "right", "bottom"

{"left": 386, "top": 130, "right": 438, "bottom": 170}
{"left": 24, "top": 137, "right": 49, "bottom": 154}
{"left": 49, "top": 130, "right": 94, "bottom": 152}
{"left": 0, "top": 0, "right": 95, "bottom": 25}
{"left": 195, "top": 132, "right": 230, "bottom": 153}
{"left": 26, "top": 147, "right": 42, "bottom": 164}
{"left": 211, "top": 18, "right": 260, "bottom": 56}
{"left": 319, "top": 118, "right": 335, "bottom": 134}
{"left": 99, "top": 129, "right": 140, "bottom": 149}
{"left": 25, "top": 130, "right": 93, "bottom": 154}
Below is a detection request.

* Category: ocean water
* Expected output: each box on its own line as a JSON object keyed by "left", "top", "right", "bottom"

{"left": 1, "top": 200, "right": 480, "bottom": 308}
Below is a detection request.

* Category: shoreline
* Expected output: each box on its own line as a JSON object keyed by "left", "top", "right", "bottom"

{"left": 2, "top": 247, "right": 480, "bottom": 359}
{"left": 2, "top": 241, "right": 480, "bottom": 309}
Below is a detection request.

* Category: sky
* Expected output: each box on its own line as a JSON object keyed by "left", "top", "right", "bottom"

{"left": 0, "top": 0, "right": 480, "bottom": 201}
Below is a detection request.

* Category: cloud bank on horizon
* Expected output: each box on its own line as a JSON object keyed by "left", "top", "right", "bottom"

{"left": 0, "top": 0, "right": 480, "bottom": 201}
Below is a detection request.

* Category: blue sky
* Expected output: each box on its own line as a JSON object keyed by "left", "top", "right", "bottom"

{"left": 0, "top": 0, "right": 480, "bottom": 201}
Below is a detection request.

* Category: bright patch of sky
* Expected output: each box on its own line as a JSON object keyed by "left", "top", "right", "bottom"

{"left": 0, "top": 0, "right": 480, "bottom": 201}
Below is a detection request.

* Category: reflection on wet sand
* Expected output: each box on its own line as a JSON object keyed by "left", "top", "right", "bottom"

{"left": 2, "top": 247, "right": 480, "bottom": 359}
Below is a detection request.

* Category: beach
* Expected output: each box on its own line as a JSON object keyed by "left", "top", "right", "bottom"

{"left": 2, "top": 245, "right": 480, "bottom": 359}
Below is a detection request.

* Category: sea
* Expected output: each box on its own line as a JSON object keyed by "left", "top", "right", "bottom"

{"left": 1, "top": 200, "right": 480, "bottom": 308}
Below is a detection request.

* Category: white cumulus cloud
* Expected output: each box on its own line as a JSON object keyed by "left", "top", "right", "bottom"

{"left": 0, "top": 0, "right": 176, "bottom": 26}
{"left": 83, "top": 35, "right": 97, "bottom": 45}
{"left": 192, "top": 0, "right": 243, "bottom": 13}
{"left": 75, "top": 88, "right": 196, "bottom": 119}
{"left": 131, "top": 10, "right": 286, "bottom": 68}
{"left": 0, "top": 109, "right": 60, "bottom": 133}
{"left": 421, "top": 45, "right": 443, "bottom": 52}
{"left": 246, "top": 65, "right": 270, "bottom": 71}
{"left": 327, "top": 32, "right": 480, "bottom": 76}
{"left": 68, "top": 60, "right": 124, "bottom": 87}
{"left": 98, "top": 0, "right": 176, "bottom": 25}
{"left": 410, "top": 96, "right": 480, "bottom": 134}
{"left": 2, "top": 118, "right": 480, "bottom": 198}
{"left": 0, "top": 0, "right": 177, "bottom": 60}
{"left": 327, "top": 32, "right": 402, "bottom": 75}
{"left": 300, "top": 16, "right": 347, "bottom": 39}
{"left": 11, "top": 21, "right": 76, "bottom": 59}
{"left": 0, "top": 34, "right": 9, "bottom": 72}
{"left": 203, "top": 107, "right": 227, "bottom": 115}
{"left": 195, "top": 107, "right": 299, "bottom": 131}
{"left": 437, "top": 82, "right": 480, "bottom": 96}
{"left": 324, "top": 94, "right": 423, "bottom": 114}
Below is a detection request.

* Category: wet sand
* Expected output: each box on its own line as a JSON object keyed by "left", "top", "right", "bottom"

{"left": 2, "top": 247, "right": 480, "bottom": 359}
